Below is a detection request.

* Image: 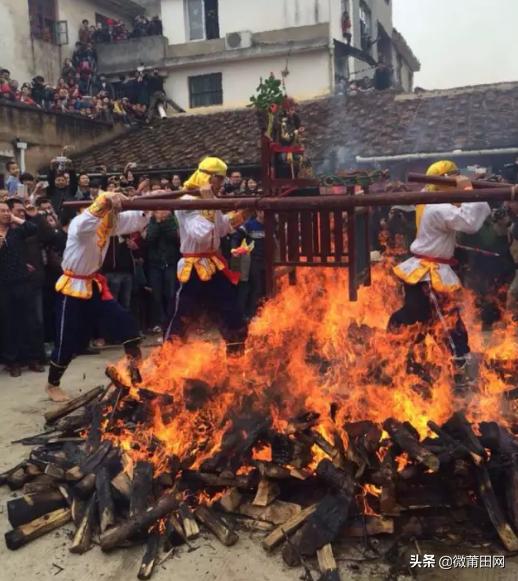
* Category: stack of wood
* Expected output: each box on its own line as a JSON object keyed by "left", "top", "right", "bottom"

{"left": 2, "top": 375, "right": 518, "bottom": 580}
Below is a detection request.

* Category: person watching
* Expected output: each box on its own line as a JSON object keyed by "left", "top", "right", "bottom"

{"left": 5, "top": 160, "right": 21, "bottom": 198}
{"left": 224, "top": 171, "right": 243, "bottom": 195}
{"left": 0, "top": 199, "right": 43, "bottom": 377}
{"left": 171, "top": 175, "right": 182, "bottom": 191}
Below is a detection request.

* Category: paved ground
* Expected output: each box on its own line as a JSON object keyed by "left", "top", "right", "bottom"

{"left": 1, "top": 347, "right": 517, "bottom": 581}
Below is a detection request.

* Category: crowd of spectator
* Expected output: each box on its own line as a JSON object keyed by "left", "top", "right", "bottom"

{"left": 0, "top": 15, "right": 174, "bottom": 125}
{"left": 0, "top": 63, "right": 175, "bottom": 125}
{"left": 79, "top": 15, "right": 163, "bottom": 45}
{"left": 0, "top": 159, "right": 265, "bottom": 377}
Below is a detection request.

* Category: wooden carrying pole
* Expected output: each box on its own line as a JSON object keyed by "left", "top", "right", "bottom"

{"left": 74, "top": 186, "right": 517, "bottom": 213}
{"left": 62, "top": 188, "right": 200, "bottom": 209}
{"left": 407, "top": 173, "right": 506, "bottom": 190}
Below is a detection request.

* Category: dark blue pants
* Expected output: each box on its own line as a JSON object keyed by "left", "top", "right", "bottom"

{"left": 164, "top": 271, "right": 245, "bottom": 343}
{"left": 51, "top": 289, "right": 140, "bottom": 368}
{"left": 106, "top": 272, "right": 133, "bottom": 310}
{"left": 0, "top": 282, "right": 43, "bottom": 365}
{"left": 148, "top": 264, "right": 177, "bottom": 326}
{"left": 388, "top": 282, "right": 470, "bottom": 358}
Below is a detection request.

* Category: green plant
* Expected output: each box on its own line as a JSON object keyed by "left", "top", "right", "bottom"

{"left": 248, "top": 74, "right": 284, "bottom": 110}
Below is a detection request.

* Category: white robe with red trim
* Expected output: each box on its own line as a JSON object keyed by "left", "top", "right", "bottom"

{"left": 394, "top": 202, "right": 491, "bottom": 292}
{"left": 56, "top": 208, "right": 149, "bottom": 299}
{"left": 175, "top": 195, "right": 234, "bottom": 283}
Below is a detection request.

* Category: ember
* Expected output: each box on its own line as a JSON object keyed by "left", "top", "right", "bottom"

{"left": 2, "top": 265, "right": 518, "bottom": 578}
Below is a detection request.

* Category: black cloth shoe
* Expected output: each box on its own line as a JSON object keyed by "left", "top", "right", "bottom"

{"left": 7, "top": 365, "right": 22, "bottom": 378}
{"left": 28, "top": 362, "right": 45, "bottom": 373}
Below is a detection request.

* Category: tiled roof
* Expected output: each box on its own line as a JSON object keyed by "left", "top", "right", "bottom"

{"left": 73, "top": 82, "right": 518, "bottom": 173}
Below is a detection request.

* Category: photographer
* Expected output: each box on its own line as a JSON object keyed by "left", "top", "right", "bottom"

{"left": 48, "top": 156, "right": 78, "bottom": 220}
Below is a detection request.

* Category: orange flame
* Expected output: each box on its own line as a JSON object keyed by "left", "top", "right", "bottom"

{"left": 106, "top": 264, "right": 516, "bottom": 476}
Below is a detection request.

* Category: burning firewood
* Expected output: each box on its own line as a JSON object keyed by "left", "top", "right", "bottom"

{"left": 476, "top": 466, "right": 518, "bottom": 552}
{"left": 344, "top": 516, "right": 394, "bottom": 537}
{"left": 282, "top": 492, "right": 354, "bottom": 566}
{"left": 382, "top": 418, "right": 439, "bottom": 472}
{"left": 130, "top": 461, "right": 154, "bottom": 518}
{"left": 252, "top": 478, "right": 280, "bottom": 507}
{"left": 138, "top": 530, "right": 161, "bottom": 580}
{"left": 317, "top": 544, "right": 340, "bottom": 581}
{"left": 7, "top": 491, "right": 67, "bottom": 528}
{"left": 100, "top": 489, "right": 178, "bottom": 551}
{"left": 74, "top": 473, "right": 97, "bottom": 498}
{"left": 219, "top": 488, "right": 243, "bottom": 513}
{"left": 441, "top": 413, "right": 487, "bottom": 460}
{"left": 479, "top": 421, "right": 518, "bottom": 530}
{"left": 166, "top": 513, "right": 190, "bottom": 547}
{"left": 70, "top": 493, "right": 97, "bottom": 554}
{"left": 5, "top": 508, "right": 71, "bottom": 550}
{"left": 4, "top": 343, "right": 518, "bottom": 581}
{"left": 262, "top": 504, "right": 318, "bottom": 551}
{"left": 96, "top": 466, "right": 116, "bottom": 533}
{"left": 194, "top": 506, "right": 239, "bottom": 546}
{"left": 178, "top": 503, "right": 200, "bottom": 539}
{"left": 427, "top": 420, "right": 483, "bottom": 465}
{"left": 44, "top": 386, "right": 106, "bottom": 425}
{"left": 239, "top": 501, "right": 301, "bottom": 525}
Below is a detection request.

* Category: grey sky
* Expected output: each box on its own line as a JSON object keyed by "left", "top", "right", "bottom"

{"left": 393, "top": 0, "right": 518, "bottom": 90}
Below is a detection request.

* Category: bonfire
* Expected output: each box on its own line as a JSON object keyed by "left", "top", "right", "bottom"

{"left": 2, "top": 264, "right": 517, "bottom": 579}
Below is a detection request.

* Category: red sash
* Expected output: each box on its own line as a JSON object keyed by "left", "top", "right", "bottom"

{"left": 63, "top": 270, "right": 114, "bottom": 300}
{"left": 413, "top": 253, "right": 458, "bottom": 266}
{"left": 182, "top": 252, "right": 240, "bottom": 285}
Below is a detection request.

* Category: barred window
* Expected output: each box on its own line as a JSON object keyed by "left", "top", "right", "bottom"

{"left": 188, "top": 73, "right": 223, "bottom": 108}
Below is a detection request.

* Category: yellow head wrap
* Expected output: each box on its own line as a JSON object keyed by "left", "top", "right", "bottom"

{"left": 416, "top": 160, "right": 458, "bottom": 229}
{"left": 183, "top": 157, "right": 228, "bottom": 191}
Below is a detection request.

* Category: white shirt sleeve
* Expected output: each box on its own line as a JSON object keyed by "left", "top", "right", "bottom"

{"left": 442, "top": 202, "right": 491, "bottom": 234}
{"left": 69, "top": 210, "right": 102, "bottom": 236}
{"left": 182, "top": 211, "right": 216, "bottom": 245}
{"left": 216, "top": 212, "right": 233, "bottom": 238}
{"left": 115, "top": 211, "right": 150, "bottom": 236}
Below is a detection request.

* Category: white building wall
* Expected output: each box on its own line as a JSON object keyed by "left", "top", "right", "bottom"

{"left": 165, "top": 49, "right": 331, "bottom": 111}
{"left": 0, "top": 0, "right": 132, "bottom": 86}
{"left": 161, "top": 0, "right": 187, "bottom": 43}
{"left": 0, "top": 0, "right": 60, "bottom": 84}
{"left": 162, "top": 0, "right": 334, "bottom": 45}
{"left": 347, "top": 0, "right": 393, "bottom": 77}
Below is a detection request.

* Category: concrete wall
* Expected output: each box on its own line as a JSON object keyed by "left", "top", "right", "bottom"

{"left": 97, "top": 35, "right": 168, "bottom": 74}
{"left": 0, "top": 102, "right": 125, "bottom": 174}
{"left": 162, "top": 0, "right": 334, "bottom": 45}
{"left": 164, "top": 49, "right": 331, "bottom": 110}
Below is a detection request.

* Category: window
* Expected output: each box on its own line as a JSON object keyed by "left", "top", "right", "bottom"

{"left": 28, "top": 0, "right": 57, "bottom": 43}
{"left": 359, "top": 1, "right": 372, "bottom": 53}
{"left": 396, "top": 54, "right": 403, "bottom": 87}
{"left": 187, "top": 0, "right": 205, "bottom": 40}
{"left": 186, "top": 0, "right": 219, "bottom": 41}
{"left": 189, "top": 73, "right": 223, "bottom": 108}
